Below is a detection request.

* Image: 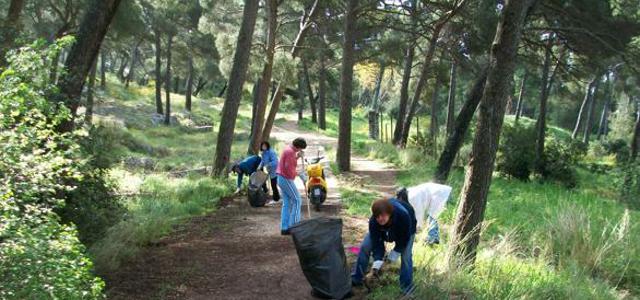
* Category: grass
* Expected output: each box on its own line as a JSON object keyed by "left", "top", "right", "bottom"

{"left": 340, "top": 187, "right": 379, "bottom": 217}
{"left": 315, "top": 108, "right": 640, "bottom": 298}
{"left": 86, "top": 78, "right": 258, "bottom": 273}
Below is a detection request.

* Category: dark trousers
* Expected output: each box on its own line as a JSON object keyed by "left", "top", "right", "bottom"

{"left": 262, "top": 177, "right": 280, "bottom": 201}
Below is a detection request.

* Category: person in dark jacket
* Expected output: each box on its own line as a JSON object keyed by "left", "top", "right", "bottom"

{"left": 351, "top": 198, "right": 417, "bottom": 295}
{"left": 232, "top": 155, "right": 262, "bottom": 194}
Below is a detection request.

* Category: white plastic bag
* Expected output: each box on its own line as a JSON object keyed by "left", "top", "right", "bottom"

{"left": 407, "top": 182, "right": 452, "bottom": 229}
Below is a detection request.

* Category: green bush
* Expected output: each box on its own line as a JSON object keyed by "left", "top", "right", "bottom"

{"left": 539, "top": 138, "right": 580, "bottom": 188}
{"left": 617, "top": 161, "right": 640, "bottom": 208}
{"left": 496, "top": 122, "right": 536, "bottom": 180}
{"left": 0, "top": 40, "right": 104, "bottom": 299}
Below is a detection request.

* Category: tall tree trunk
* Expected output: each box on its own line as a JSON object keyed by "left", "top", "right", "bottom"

{"left": 261, "top": 85, "right": 284, "bottom": 141}
{"left": 318, "top": 56, "right": 327, "bottom": 130}
{"left": 302, "top": 60, "right": 317, "bottom": 123}
{"left": 429, "top": 75, "right": 440, "bottom": 151}
{"left": 583, "top": 76, "right": 601, "bottom": 144}
{"left": 435, "top": 68, "right": 488, "bottom": 183}
{"left": 572, "top": 78, "right": 596, "bottom": 139}
{"left": 173, "top": 76, "right": 180, "bottom": 93}
{"left": 84, "top": 58, "right": 98, "bottom": 125}
{"left": 154, "top": 30, "right": 163, "bottom": 114}
{"left": 117, "top": 51, "right": 129, "bottom": 82}
{"left": 515, "top": 72, "right": 527, "bottom": 121}
{"left": 597, "top": 74, "right": 612, "bottom": 140}
{"left": 194, "top": 77, "right": 207, "bottom": 96}
{"left": 186, "top": 52, "right": 194, "bottom": 111}
{"left": 632, "top": 108, "right": 640, "bottom": 160}
{"left": 55, "top": 0, "right": 123, "bottom": 133}
{"left": 336, "top": 0, "right": 357, "bottom": 172}
{"left": 0, "top": 0, "right": 26, "bottom": 67}
{"left": 248, "top": 0, "right": 278, "bottom": 154}
{"left": 254, "top": 0, "right": 319, "bottom": 147}
{"left": 398, "top": 24, "right": 444, "bottom": 147}
{"left": 125, "top": 40, "right": 141, "bottom": 89}
{"left": 212, "top": 0, "right": 259, "bottom": 176}
{"left": 446, "top": 60, "right": 457, "bottom": 135}
{"left": 402, "top": 78, "right": 439, "bottom": 146}
{"left": 449, "top": 0, "right": 535, "bottom": 265}
{"left": 100, "top": 50, "right": 107, "bottom": 89}
{"left": 394, "top": 45, "right": 416, "bottom": 144}
{"left": 534, "top": 37, "right": 553, "bottom": 174}
{"left": 297, "top": 69, "right": 304, "bottom": 122}
{"left": 393, "top": 0, "right": 418, "bottom": 145}
{"left": 369, "top": 62, "right": 385, "bottom": 139}
{"left": 164, "top": 34, "right": 173, "bottom": 125}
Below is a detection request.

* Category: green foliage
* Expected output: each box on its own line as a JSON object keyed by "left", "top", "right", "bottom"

{"left": 496, "top": 122, "right": 536, "bottom": 180}
{"left": 617, "top": 161, "right": 640, "bottom": 208}
{"left": 539, "top": 138, "right": 581, "bottom": 188}
{"left": 0, "top": 41, "right": 104, "bottom": 299}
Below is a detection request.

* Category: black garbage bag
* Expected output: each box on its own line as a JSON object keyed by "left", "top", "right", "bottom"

{"left": 247, "top": 171, "right": 268, "bottom": 207}
{"left": 290, "top": 217, "right": 352, "bottom": 299}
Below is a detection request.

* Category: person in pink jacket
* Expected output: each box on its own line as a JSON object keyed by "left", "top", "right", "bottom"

{"left": 276, "top": 137, "right": 307, "bottom": 235}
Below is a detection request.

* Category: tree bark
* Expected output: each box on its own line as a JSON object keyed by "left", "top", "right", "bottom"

{"left": 194, "top": 77, "right": 207, "bottom": 96}
{"left": 260, "top": 85, "right": 284, "bottom": 141}
{"left": 435, "top": 68, "right": 488, "bottom": 183}
{"left": 212, "top": 0, "right": 259, "bottom": 176}
{"left": 393, "top": 0, "right": 418, "bottom": 145}
{"left": 446, "top": 60, "right": 457, "bottom": 135}
{"left": 632, "top": 109, "right": 640, "bottom": 160}
{"left": 302, "top": 60, "right": 317, "bottom": 123}
{"left": 297, "top": 69, "right": 304, "bottom": 122}
{"left": 429, "top": 75, "right": 440, "bottom": 151}
{"left": 402, "top": 78, "right": 439, "bottom": 146}
{"left": 515, "top": 72, "right": 527, "bottom": 121}
{"left": 100, "top": 50, "right": 107, "bottom": 89}
{"left": 398, "top": 24, "right": 443, "bottom": 147}
{"left": 597, "top": 74, "right": 612, "bottom": 140}
{"left": 572, "top": 78, "right": 596, "bottom": 139}
{"left": 394, "top": 45, "right": 416, "bottom": 144}
{"left": 186, "top": 51, "right": 194, "bottom": 111}
{"left": 336, "top": 0, "right": 358, "bottom": 172}
{"left": 449, "top": 0, "right": 536, "bottom": 265}
{"left": 154, "top": 29, "right": 163, "bottom": 114}
{"left": 583, "top": 76, "right": 601, "bottom": 144}
{"left": 84, "top": 58, "right": 98, "bottom": 125}
{"left": 55, "top": 0, "right": 123, "bottom": 132}
{"left": 0, "top": 0, "right": 26, "bottom": 67}
{"left": 125, "top": 40, "right": 142, "bottom": 89}
{"left": 164, "top": 33, "right": 173, "bottom": 125}
{"left": 534, "top": 37, "right": 553, "bottom": 174}
{"left": 318, "top": 56, "right": 327, "bottom": 130}
{"left": 369, "top": 62, "right": 385, "bottom": 140}
{"left": 248, "top": 0, "right": 278, "bottom": 154}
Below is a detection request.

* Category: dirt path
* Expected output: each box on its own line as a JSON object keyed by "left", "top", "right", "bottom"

{"left": 105, "top": 119, "right": 397, "bottom": 300}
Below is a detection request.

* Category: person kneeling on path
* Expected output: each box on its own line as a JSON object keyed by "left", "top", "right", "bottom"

{"left": 352, "top": 198, "right": 417, "bottom": 295}
{"left": 232, "top": 155, "right": 262, "bottom": 194}
{"left": 276, "top": 137, "right": 307, "bottom": 235}
{"left": 258, "top": 141, "right": 280, "bottom": 202}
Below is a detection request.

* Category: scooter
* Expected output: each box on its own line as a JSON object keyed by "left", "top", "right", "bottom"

{"left": 305, "top": 153, "right": 327, "bottom": 211}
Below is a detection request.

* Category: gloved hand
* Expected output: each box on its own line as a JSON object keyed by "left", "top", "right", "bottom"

{"left": 297, "top": 150, "right": 305, "bottom": 158}
{"left": 372, "top": 260, "right": 384, "bottom": 271}
{"left": 387, "top": 250, "right": 401, "bottom": 263}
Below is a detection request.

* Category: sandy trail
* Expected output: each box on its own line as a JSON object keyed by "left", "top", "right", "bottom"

{"left": 105, "top": 119, "right": 397, "bottom": 300}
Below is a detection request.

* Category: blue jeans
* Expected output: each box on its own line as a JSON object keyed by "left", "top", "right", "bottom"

{"left": 426, "top": 215, "right": 440, "bottom": 244}
{"left": 277, "top": 175, "right": 301, "bottom": 231}
{"left": 351, "top": 233, "right": 415, "bottom": 294}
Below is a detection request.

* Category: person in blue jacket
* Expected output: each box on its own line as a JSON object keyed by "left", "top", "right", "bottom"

{"left": 351, "top": 198, "right": 417, "bottom": 295}
{"left": 258, "top": 141, "right": 280, "bottom": 201}
{"left": 232, "top": 155, "right": 262, "bottom": 194}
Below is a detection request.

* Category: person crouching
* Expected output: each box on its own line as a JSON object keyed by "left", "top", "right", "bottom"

{"left": 351, "top": 198, "right": 417, "bottom": 295}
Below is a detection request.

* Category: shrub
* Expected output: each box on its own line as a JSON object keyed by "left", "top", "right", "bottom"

{"left": 617, "top": 161, "right": 640, "bottom": 208}
{"left": 0, "top": 40, "right": 104, "bottom": 298}
{"left": 496, "top": 122, "right": 536, "bottom": 180}
{"left": 539, "top": 138, "right": 579, "bottom": 188}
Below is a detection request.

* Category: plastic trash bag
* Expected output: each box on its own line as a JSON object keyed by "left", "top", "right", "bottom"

{"left": 406, "top": 182, "right": 452, "bottom": 229}
{"left": 290, "top": 217, "right": 352, "bottom": 299}
{"left": 247, "top": 171, "right": 268, "bottom": 207}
